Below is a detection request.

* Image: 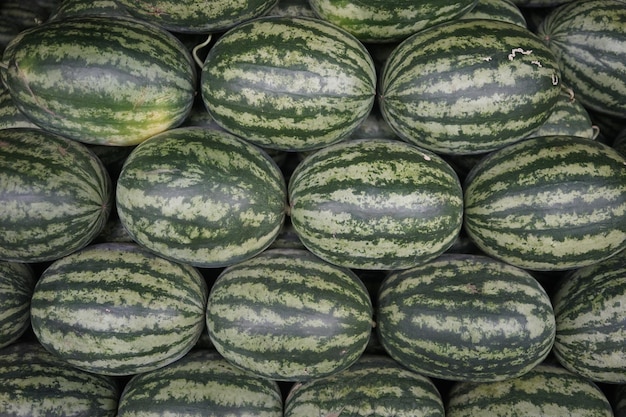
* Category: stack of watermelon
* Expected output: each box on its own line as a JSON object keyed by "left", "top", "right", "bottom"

{"left": 0, "top": 0, "right": 625, "bottom": 415}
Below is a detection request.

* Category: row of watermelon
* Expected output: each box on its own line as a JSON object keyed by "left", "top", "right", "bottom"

{"left": 1, "top": 343, "right": 624, "bottom": 416}
{"left": 1, "top": 234, "right": 624, "bottom": 386}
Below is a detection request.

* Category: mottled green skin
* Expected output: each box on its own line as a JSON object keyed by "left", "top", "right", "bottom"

{"left": 206, "top": 248, "right": 373, "bottom": 381}
{"left": 289, "top": 138, "right": 463, "bottom": 270}
{"left": 537, "top": 0, "right": 626, "bottom": 118}
{"left": 116, "top": 127, "right": 287, "bottom": 268}
{"left": 377, "top": 253, "right": 555, "bottom": 382}
{"left": 464, "top": 135, "right": 626, "bottom": 271}
{"left": 284, "top": 354, "right": 444, "bottom": 417}
{"left": 30, "top": 242, "right": 208, "bottom": 376}
{"left": 446, "top": 362, "right": 613, "bottom": 416}
{"left": 0, "top": 127, "right": 112, "bottom": 262}
{"left": 0, "top": 261, "right": 35, "bottom": 348}
{"left": 1, "top": 15, "right": 196, "bottom": 146}
{"left": 118, "top": 349, "right": 283, "bottom": 417}
{"left": 380, "top": 18, "right": 562, "bottom": 155}
{"left": 460, "top": 0, "right": 526, "bottom": 27}
{"left": 201, "top": 15, "right": 376, "bottom": 151}
{"left": 308, "top": 0, "right": 477, "bottom": 43}
{"left": 0, "top": 342, "right": 119, "bottom": 417}
{"left": 552, "top": 249, "right": 626, "bottom": 383}
{"left": 116, "top": 0, "right": 278, "bottom": 33}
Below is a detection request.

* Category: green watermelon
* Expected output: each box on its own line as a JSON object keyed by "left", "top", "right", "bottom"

{"left": 1, "top": 15, "right": 196, "bottom": 146}
{"left": 116, "top": 0, "right": 278, "bottom": 33}
{"left": 284, "top": 354, "right": 444, "bottom": 417}
{"left": 30, "top": 242, "right": 208, "bottom": 376}
{"left": 380, "top": 18, "right": 562, "bottom": 155}
{"left": 0, "top": 127, "right": 112, "bottom": 263}
{"left": 446, "top": 361, "right": 613, "bottom": 416}
{"left": 116, "top": 126, "right": 287, "bottom": 268}
{"left": 464, "top": 135, "right": 626, "bottom": 270}
{"left": 118, "top": 349, "right": 283, "bottom": 417}
{"left": 0, "top": 341, "right": 119, "bottom": 417}
{"left": 537, "top": 0, "right": 626, "bottom": 118}
{"left": 0, "top": 261, "right": 35, "bottom": 348}
{"left": 206, "top": 248, "right": 373, "bottom": 381}
{"left": 307, "top": 0, "right": 477, "bottom": 43}
{"left": 377, "top": 253, "right": 555, "bottom": 382}
{"left": 200, "top": 15, "right": 376, "bottom": 151}
{"left": 288, "top": 138, "right": 463, "bottom": 270}
{"left": 552, "top": 249, "right": 626, "bottom": 383}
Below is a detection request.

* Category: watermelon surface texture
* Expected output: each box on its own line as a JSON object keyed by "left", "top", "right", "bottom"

{"left": 288, "top": 138, "right": 463, "bottom": 270}
{"left": 200, "top": 15, "right": 377, "bottom": 151}
{"left": 377, "top": 253, "right": 555, "bottom": 382}
{"left": 206, "top": 248, "right": 373, "bottom": 381}
{"left": 380, "top": 18, "right": 562, "bottom": 155}
{"left": 116, "top": 126, "right": 287, "bottom": 268}
{"left": 30, "top": 242, "right": 208, "bottom": 376}
{"left": 464, "top": 135, "right": 626, "bottom": 270}
{"left": 0, "top": 127, "right": 112, "bottom": 262}
{"left": 0, "top": 15, "right": 196, "bottom": 146}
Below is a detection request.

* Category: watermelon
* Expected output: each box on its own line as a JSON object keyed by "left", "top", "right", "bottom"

{"left": 118, "top": 349, "right": 283, "bottom": 417}
{"left": 200, "top": 15, "right": 377, "bottom": 151}
{"left": 47, "top": 0, "right": 134, "bottom": 20}
{"left": 307, "top": 0, "right": 477, "bottom": 43}
{"left": 0, "top": 261, "right": 35, "bottom": 348}
{"left": 284, "top": 354, "right": 444, "bottom": 417}
{"left": 376, "top": 253, "right": 556, "bottom": 382}
{"left": 116, "top": 126, "right": 287, "bottom": 268}
{"left": 0, "top": 15, "right": 196, "bottom": 146}
{"left": 0, "top": 341, "right": 119, "bottom": 417}
{"left": 116, "top": 0, "right": 278, "bottom": 34}
{"left": 206, "top": 248, "right": 373, "bottom": 381}
{"left": 288, "top": 138, "right": 463, "bottom": 270}
{"left": 552, "top": 249, "right": 626, "bottom": 383}
{"left": 446, "top": 361, "right": 614, "bottom": 416}
{"left": 537, "top": 0, "right": 626, "bottom": 118}
{"left": 464, "top": 135, "right": 626, "bottom": 271}
{"left": 30, "top": 242, "right": 208, "bottom": 376}
{"left": 379, "top": 18, "right": 562, "bottom": 155}
{"left": 0, "top": 127, "right": 112, "bottom": 263}
{"left": 460, "top": 0, "right": 526, "bottom": 27}
{"left": 0, "top": 82, "right": 38, "bottom": 129}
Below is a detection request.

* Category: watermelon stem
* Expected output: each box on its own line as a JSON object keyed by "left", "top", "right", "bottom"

{"left": 192, "top": 35, "right": 212, "bottom": 68}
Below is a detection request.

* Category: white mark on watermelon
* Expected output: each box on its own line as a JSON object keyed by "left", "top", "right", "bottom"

{"left": 531, "top": 60, "right": 543, "bottom": 68}
{"left": 552, "top": 74, "right": 559, "bottom": 86}
{"left": 508, "top": 48, "right": 533, "bottom": 61}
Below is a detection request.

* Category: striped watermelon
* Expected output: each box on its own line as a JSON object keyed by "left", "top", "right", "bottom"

{"left": 118, "top": 349, "right": 282, "bottom": 417}
{"left": 1, "top": 15, "right": 196, "bottom": 146}
{"left": 446, "top": 361, "right": 614, "bottom": 416}
{"left": 47, "top": 0, "right": 133, "bottom": 20}
{"left": 537, "top": 0, "right": 626, "bottom": 118}
{"left": 200, "top": 15, "right": 377, "bottom": 152}
{"left": 552, "top": 249, "right": 626, "bottom": 383}
{"left": 30, "top": 242, "right": 208, "bottom": 376}
{"left": 307, "top": 0, "right": 477, "bottom": 43}
{"left": 206, "top": 248, "right": 373, "bottom": 381}
{"left": 0, "top": 127, "right": 112, "bottom": 263}
{"left": 376, "top": 253, "right": 556, "bottom": 382}
{"left": 284, "top": 354, "right": 444, "bottom": 417}
{"left": 460, "top": 0, "right": 526, "bottom": 27}
{"left": 0, "top": 261, "right": 35, "bottom": 348}
{"left": 116, "top": 0, "right": 278, "bottom": 33}
{"left": 464, "top": 135, "right": 626, "bottom": 271}
{"left": 0, "top": 83, "right": 38, "bottom": 129}
{"left": 288, "top": 138, "right": 463, "bottom": 270}
{"left": 524, "top": 86, "right": 598, "bottom": 140}
{"left": 116, "top": 126, "right": 287, "bottom": 268}
{"left": 380, "top": 18, "right": 562, "bottom": 155}
{"left": 0, "top": 341, "right": 119, "bottom": 417}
